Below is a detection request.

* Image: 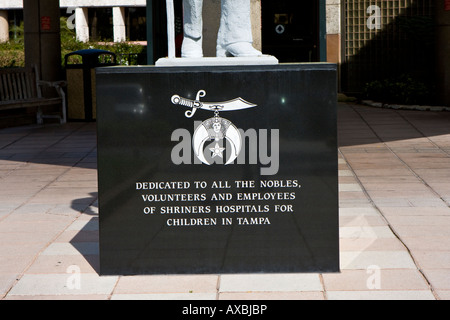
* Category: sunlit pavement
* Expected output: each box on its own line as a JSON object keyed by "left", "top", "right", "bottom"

{"left": 0, "top": 102, "right": 449, "bottom": 300}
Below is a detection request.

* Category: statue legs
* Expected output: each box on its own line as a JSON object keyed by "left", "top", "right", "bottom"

{"left": 217, "top": 0, "right": 261, "bottom": 57}
{"left": 182, "top": 0, "right": 261, "bottom": 58}
{"left": 182, "top": 0, "right": 204, "bottom": 58}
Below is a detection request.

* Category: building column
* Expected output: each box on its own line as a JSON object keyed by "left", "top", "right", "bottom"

{"left": 23, "top": 0, "right": 62, "bottom": 82}
{"left": 436, "top": 0, "right": 450, "bottom": 107}
{"left": 113, "top": 7, "right": 126, "bottom": 42}
{"left": 326, "top": 0, "right": 341, "bottom": 64}
{"left": 0, "top": 10, "right": 9, "bottom": 43}
{"left": 75, "top": 7, "right": 89, "bottom": 42}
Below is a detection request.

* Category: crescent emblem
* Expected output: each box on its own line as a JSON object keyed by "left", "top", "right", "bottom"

{"left": 192, "top": 117, "right": 242, "bottom": 166}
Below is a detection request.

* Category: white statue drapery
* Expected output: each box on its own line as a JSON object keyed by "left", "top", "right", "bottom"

{"left": 165, "top": 0, "right": 262, "bottom": 58}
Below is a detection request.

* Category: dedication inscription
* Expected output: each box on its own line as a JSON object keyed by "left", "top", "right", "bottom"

{"left": 96, "top": 64, "right": 339, "bottom": 275}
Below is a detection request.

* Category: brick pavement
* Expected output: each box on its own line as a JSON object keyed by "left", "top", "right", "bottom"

{"left": 0, "top": 103, "right": 449, "bottom": 300}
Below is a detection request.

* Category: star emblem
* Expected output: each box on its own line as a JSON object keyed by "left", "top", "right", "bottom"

{"left": 210, "top": 143, "right": 225, "bottom": 158}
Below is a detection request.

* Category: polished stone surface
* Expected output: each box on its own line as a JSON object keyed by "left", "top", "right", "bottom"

{"left": 96, "top": 64, "right": 339, "bottom": 275}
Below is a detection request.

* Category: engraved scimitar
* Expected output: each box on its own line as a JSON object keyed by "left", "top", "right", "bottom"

{"left": 171, "top": 90, "right": 257, "bottom": 118}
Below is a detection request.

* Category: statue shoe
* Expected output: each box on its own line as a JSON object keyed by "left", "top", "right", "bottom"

{"left": 217, "top": 42, "right": 262, "bottom": 57}
{"left": 182, "top": 37, "right": 203, "bottom": 58}
{"left": 216, "top": 45, "right": 229, "bottom": 58}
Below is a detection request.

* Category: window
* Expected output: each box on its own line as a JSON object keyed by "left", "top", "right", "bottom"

{"left": 126, "top": 7, "right": 147, "bottom": 41}
{"left": 89, "top": 8, "right": 113, "bottom": 41}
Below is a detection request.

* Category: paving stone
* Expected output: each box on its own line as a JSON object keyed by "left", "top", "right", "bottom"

{"left": 339, "top": 238, "right": 407, "bottom": 252}
{"left": 412, "top": 251, "right": 450, "bottom": 269}
{"left": 111, "top": 293, "right": 217, "bottom": 300}
{"left": 435, "top": 290, "right": 450, "bottom": 300}
{"left": 0, "top": 274, "right": 19, "bottom": 297}
{"left": 41, "top": 242, "right": 99, "bottom": 256}
{"left": 422, "top": 269, "right": 450, "bottom": 290}
{"left": 3, "top": 294, "right": 110, "bottom": 300}
{"left": 322, "top": 269, "right": 430, "bottom": 291}
{"left": 340, "top": 251, "right": 417, "bottom": 270}
{"left": 1, "top": 106, "right": 450, "bottom": 299}
{"left": 339, "top": 226, "right": 395, "bottom": 239}
{"left": 113, "top": 275, "right": 219, "bottom": 294}
{"left": 326, "top": 290, "right": 436, "bottom": 300}
{"left": 219, "top": 274, "right": 322, "bottom": 292}
{"left": 7, "top": 274, "right": 118, "bottom": 296}
{"left": 65, "top": 218, "right": 99, "bottom": 231}
{"left": 339, "top": 207, "right": 380, "bottom": 216}
{"left": 26, "top": 254, "right": 99, "bottom": 274}
{"left": 218, "top": 292, "right": 324, "bottom": 300}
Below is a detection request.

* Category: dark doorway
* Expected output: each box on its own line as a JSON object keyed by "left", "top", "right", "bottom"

{"left": 262, "top": 1, "right": 320, "bottom": 62}
{"left": 148, "top": 0, "right": 183, "bottom": 63}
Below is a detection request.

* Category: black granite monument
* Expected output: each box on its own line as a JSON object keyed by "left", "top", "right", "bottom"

{"left": 96, "top": 64, "right": 339, "bottom": 275}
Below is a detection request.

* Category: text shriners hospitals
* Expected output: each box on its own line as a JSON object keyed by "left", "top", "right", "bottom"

{"left": 159, "top": 204, "right": 270, "bottom": 214}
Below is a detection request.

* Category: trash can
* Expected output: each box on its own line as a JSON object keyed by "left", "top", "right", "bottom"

{"left": 65, "top": 49, "right": 117, "bottom": 121}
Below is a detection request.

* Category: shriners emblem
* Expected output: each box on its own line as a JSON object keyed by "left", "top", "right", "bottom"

{"left": 171, "top": 90, "right": 257, "bottom": 165}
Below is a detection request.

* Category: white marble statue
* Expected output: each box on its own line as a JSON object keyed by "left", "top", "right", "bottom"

{"left": 182, "top": 0, "right": 262, "bottom": 58}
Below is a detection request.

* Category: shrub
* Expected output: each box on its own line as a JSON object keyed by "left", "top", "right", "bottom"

{"left": 0, "top": 22, "right": 25, "bottom": 67}
{"left": 0, "top": 46, "right": 25, "bottom": 67}
{"left": 364, "top": 74, "right": 432, "bottom": 105}
{"left": 0, "top": 17, "right": 146, "bottom": 68}
{"left": 59, "top": 17, "right": 147, "bottom": 66}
